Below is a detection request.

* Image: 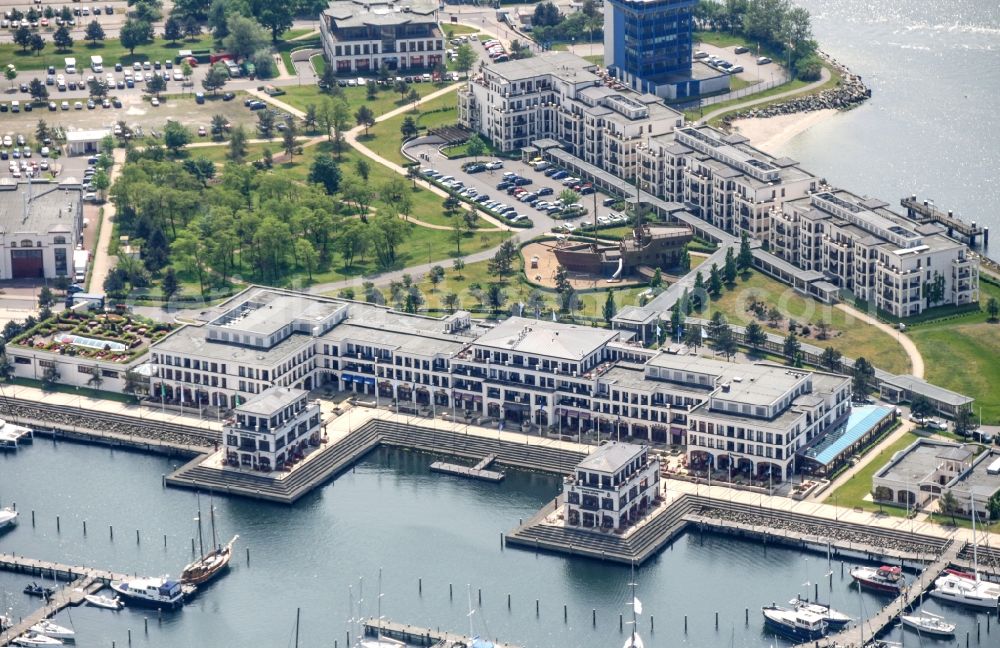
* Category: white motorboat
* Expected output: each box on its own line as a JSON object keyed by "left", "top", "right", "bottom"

{"left": 110, "top": 576, "right": 184, "bottom": 610}
{"left": 0, "top": 507, "right": 17, "bottom": 530}
{"left": 84, "top": 593, "right": 124, "bottom": 610}
{"left": 901, "top": 611, "right": 956, "bottom": 636}
{"left": 789, "top": 596, "right": 852, "bottom": 629}
{"left": 28, "top": 620, "right": 74, "bottom": 641}
{"left": 12, "top": 632, "right": 63, "bottom": 646}
{"left": 929, "top": 493, "right": 1000, "bottom": 609}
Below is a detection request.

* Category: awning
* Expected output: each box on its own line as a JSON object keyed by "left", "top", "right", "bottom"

{"left": 342, "top": 373, "right": 355, "bottom": 383}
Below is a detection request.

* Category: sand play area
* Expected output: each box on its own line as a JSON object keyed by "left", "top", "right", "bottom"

{"left": 521, "top": 241, "right": 645, "bottom": 290}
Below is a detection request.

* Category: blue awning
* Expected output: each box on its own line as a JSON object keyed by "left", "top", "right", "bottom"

{"left": 342, "top": 373, "right": 355, "bottom": 383}
{"left": 361, "top": 376, "right": 375, "bottom": 386}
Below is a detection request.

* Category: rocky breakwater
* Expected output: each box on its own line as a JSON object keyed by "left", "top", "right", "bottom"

{"left": 699, "top": 507, "right": 940, "bottom": 557}
{"left": 5, "top": 402, "right": 215, "bottom": 450}
{"left": 721, "top": 55, "right": 871, "bottom": 128}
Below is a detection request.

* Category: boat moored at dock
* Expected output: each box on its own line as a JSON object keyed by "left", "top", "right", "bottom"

{"left": 762, "top": 605, "right": 828, "bottom": 641}
{"left": 83, "top": 594, "right": 124, "bottom": 610}
{"left": 28, "top": 620, "right": 74, "bottom": 641}
{"left": 110, "top": 577, "right": 184, "bottom": 610}
{"left": 0, "top": 507, "right": 17, "bottom": 531}
{"left": 0, "top": 421, "right": 34, "bottom": 451}
{"left": 12, "top": 632, "right": 63, "bottom": 646}
{"left": 850, "top": 565, "right": 905, "bottom": 593}
{"left": 900, "top": 611, "right": 956, "bottom": 636}
{"left": 788, "top": 596, "right": 851, "bottom": 629}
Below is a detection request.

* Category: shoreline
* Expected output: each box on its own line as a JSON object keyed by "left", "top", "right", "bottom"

{"left": 729, "top": 108, "right": 837, "bottom": 155}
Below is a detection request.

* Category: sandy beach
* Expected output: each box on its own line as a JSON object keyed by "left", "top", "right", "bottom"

{"left": 729, "top": 109, "right": 837, "bottom": 155}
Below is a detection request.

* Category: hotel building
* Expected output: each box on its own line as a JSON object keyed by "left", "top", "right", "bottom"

{"left": 223, "top": 386, "right": 322, "bottom": 471}
{"left": 564, "top": 442, "right": 660, "bottom": 531}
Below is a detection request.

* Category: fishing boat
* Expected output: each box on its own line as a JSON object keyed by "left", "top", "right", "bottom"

{"left": 83, "top": 594, "right": 124, "bottom": 610}
{"left": 180, "top": 496, "right": 238, "bottom": 586}
{"left": 850, "top": 565, "right": 905, "bottom": 593}
{"left": 900, "top": 611, "right": 956, "bottom": 636}
{"left": 788, "top": 596, "right": 852, "bottom": 629}
{"left": 22, "top": 583, "right": 55, "bottom": 598}
{"left": 109, "top": 577, "right": 184, "bottom": 610}
{"left": 930, "top": 493, "right": 1000, "bottom": 609}
{"left": 0, "top": 507, "right": 17, "bottom": 530}
{"left": 762, "top": 605, "right": 828, "bottom": 642}
{"left": 29, "top": 620, "right": 74, "bottom": 641}
{"left": 12, "top": 632, "right": 63, "bottom": 646}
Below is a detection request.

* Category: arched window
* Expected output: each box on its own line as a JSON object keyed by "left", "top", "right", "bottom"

{"left": 19, "top": 240, "right": 33, "bottom": 248}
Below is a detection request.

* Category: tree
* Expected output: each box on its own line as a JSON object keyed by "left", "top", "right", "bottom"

{"left": 909, "top": 394, "right": 935, "bottom": 419}
{"left": 223, "top": 15, "right": 269, "bottom": 63}
{"left": 486, "top": 283, "right": 508, "bottom": 314}
{"left": 282, "top": 119, "right": 297, "bottom": 160}
{"left": 163, "top": 16, "right": 182, "bottom": 42}
{"left": 228, "top": 125, "right": 248, "bottom": 161}
{"left": 304, "top": 104, "right": 318, "bottom": 132}
{"left": 146, "top": 74, "right": 166, "bottom": 98}
{"left": 455, "top": 43, "right": 476, "bottom": 78}
{"left": 355, "top": 105, "right": 375, "bottom": 135}
{"left": 405, "top": 88, "right": 420, "bottom": 106}
{"left": 744, "top": 321, "right": 767, "bottom": 351}
{"left": 783, "top": 331, "right": 801, "bottom": 366}
{"left": 650, "top": 267, "right": 663, "bottom": 288}
{"left": 708, "top": 262, "right": 723, "bottom": 297}
{"left": 129, "top": 0, "right": 163, "bottom": 22}
{"left": 452, "top": 257, "right": 465, "bottom": 278}
{"left": 954, "top": 407, "right": 974, "bottom": 436}
{"left": 603, "top": 289, "right": 617, "bottom": 324}
{"left": 248, "top": 0, "right": 294, "bottom": 42}
{"left": 393, "top": 78, "right": 409, "bottom": 100}
{"left": 815, "top": 319, "right": 831, "bottom": 340}
{"left": 400, "top": 116, "right": 418, "bottom": 140}
{"left": 683, "top": 323, "right": 703, "bottom": 349}
{"left": 160, "top": 266, "right": 180, "bottom": 302}
{"left": 738, "top": 231, "right": 754, "bottom": 273}
{"left": 767, "top": 306, "right": 782, "bottom": 327}
{"left": 183, "top": 16, "right": 202, "bottom": 39}
{"left": 91, "top": 170, "right": 111, "bottom": 200}
{"left": 29, "top": 34, "right": 45, "bottom": 56}
{"left": 716, "top": 326, "right": 737, "bottom": 360}
{"left": 88, "top": 78, "right": 109, "bottom": 99}
{"left": 308, "top": 153, "right": 342, "bottom": 195}
{"left": 85, "top": 19, "right": 106, "bottom": 44}
{"left": 851, "top": 357, "right": 875, "bottom": 400}
{"left": 13, "top": 25, "right": 32, "bottom": 52}
{"left": 427, "top": 265, "right": 446, "bottom": 291}
{"left": 202, "top": 63, "right": 229, "bottom": 94}
{"left": 52, "top": 25, "right": 73, "bottom": 50}
{"left": 988, "top": 492, "right": 1000, "bottom": 522}
{"left": 256, "top": 109, "right": 275, "bottom": 138}
{"left": 559, "top": 188, "right": 580, "bottom": 207}
{"left": 708, "top": 310, "right": 728, "bottom": 340}
{"left": 923, "top": 270, "right": 945, "bottom": 309}
{"left": 163, "top": 121, "right": 191, "bottom": 155}
{"left": 465, "top": 134, "right": 486, "bottom": 162}
{"left": 120, "top": 19, "right": 153, "bottom": 55}
{"left": 41, "top": 363, "right": 61, "bottom": 390}
{"left": 295, "top": 239, "right": 319, "bottom": 281}
{"left": 208, "top": 0, "right": 230, "bottom": 39}
{"left": 355, "top": 158, "right": 371, "bottom": 182}
{"left": 443, "top": 292, "right": 459, "bottom": 312}
{"left": 38, "top": 286, "right": 55, "bottom": 309}
{"left": 987, "top": 297, "right": 999, "bottom": 322}
{"left": 814, "top": 347, "right": 840, "bottom": 374}
{"left": 723, "top": 247, "right": 738, "bottom": 285}
{"left": 939, "top": 490, "right": 960, "bottom": 526}
{"left": 28, "top": 78, "right": 48, "bottom": 102}
{"left": 261, "top": 148, "right": 273, "bottom": 168}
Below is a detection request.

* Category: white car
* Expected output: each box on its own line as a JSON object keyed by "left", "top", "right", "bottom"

{"left": 151, "top": 97, "right": 160, "bottom": 106}
{"left": 1, "top": 136, "right": 10, "bottom": 147}
{"left": 172, "top": 70, "right": 183, "bottom": 81}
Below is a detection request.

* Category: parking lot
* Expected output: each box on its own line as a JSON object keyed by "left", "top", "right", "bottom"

{"left": 406, "top": 140, "right": 629, "bottom": 235}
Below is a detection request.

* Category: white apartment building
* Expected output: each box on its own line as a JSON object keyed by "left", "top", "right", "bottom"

{"left": 564, "top": 442, "right": 660, "bottom": 531}
{"left": 458, "top": 52, "right": 683, "bottom": 180}
{"left": 0, "top": 180, "right": 81, "bottom": 280}
{"left": 223, "top": 386, "right": 322, "bottom": 471}
{"left": 772, "top": 190, "right": 979, "bottom": 317}
{"left": 319, "top": 0, "right": 444, "bottom": 74}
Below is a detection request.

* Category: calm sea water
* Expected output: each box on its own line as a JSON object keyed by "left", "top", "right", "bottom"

{"left": 0, "top": 442, "right": 994, "bottom": 648}
{"left": 785, "top": 0, "right": 1000, "bottom": 259}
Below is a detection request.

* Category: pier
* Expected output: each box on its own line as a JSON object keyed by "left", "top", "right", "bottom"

{"left": 430, "top": 454, "right": 506, "bottom": 482}
{"left": 361, "top": 617, "right": 521, "bottom": 648}
{"left": 901, "top": 195, "right": 989, "bottom": 245}
{"left": 0, "top": 554, "right": 123, "bottom": 645}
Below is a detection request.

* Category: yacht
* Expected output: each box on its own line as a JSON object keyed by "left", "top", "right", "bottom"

{"left": 110, "top": 577, "right": 184, "bottom": 609}
{"left": 28, "top": 620, "right": 74, "bottom": 641}
{"left": 0, "top": 507, "right": 17, "bottom": 530}
{"left": 12, "top": 633, "right": 63, "bottom": 646}
{"left": 930, "top": 493, "right": 1000, "bottom": 609}
{"left": 850, "top": 565, "right": 905, "bottom": 593}
{"left": 788, "top": 596, "right": 851, "bottom": 629}
{"left": 900, "top": 611, "right": 956, "bottom": 636}
{"left": 180, "top": 497, "right": 238, "bottom": 586}
{"left": 762, "top": 605, "right": 828, "bottom": 641}
{"left": 84, "top": 594, "right": 124, "bottom": 610}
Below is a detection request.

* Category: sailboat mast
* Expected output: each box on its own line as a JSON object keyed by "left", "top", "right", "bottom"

{"left": 209, "top": 496, "right": 218, "bottom": 551}
{"left": 196, "top": 493, "right": 204, "bottom": 558}
{"left": 377, "top": 567, "right": 383, "bottom": 640}
{"left": 971, "top": 492, "right": 979, "bottom": 578}
{"left": 294, "top": 606, "right": 300, "bottom": 648}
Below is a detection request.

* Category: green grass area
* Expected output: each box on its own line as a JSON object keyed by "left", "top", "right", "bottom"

{"left": 275, "top": 37, "right": 321, "bottom": 77}
{"left": 368, "top": 255, "right": 649, "bottom": 316}
{"left": 583, "top": 54, "right": 603, "bottom": 66}
{"left": 186, "top": 140, "right": 306, "bottom": 164}
{"left": 361, "top": 91, "right": 458, "bottom": 165}
{"left": 311, "top": 53, "right": 326, "bottom": 75}
{"left": 12, "top": 377, "right": 138, "bottom": 404}
{"left": 442, "top": 24, "right": 481, "bottom": 37}
{"left": 276, "top": 83, "right": 436, "bottom": 121}
{"left": 0, "top": 34, "right": 216, "bottom": 71}
{"left": 825, "top": 429, "right": 923, "bottom": 515}
{"left": 281, "top": 28, "right": 316, "bottom": 41}
{"left": 702, "top": 271, "right": 912, "bottom": 374}
{"left": 907, "top": 278, "right": 1000, "bottom": 424}
{"left": 441, "top": 138, "right": 504, "bottom": 160}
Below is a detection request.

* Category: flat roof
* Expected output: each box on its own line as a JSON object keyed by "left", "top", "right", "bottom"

{"left": 65, "top": 128, "right": 111, "bottom": 142}
{"left": 0, "top": 181, "right": 79, "bottom": 238}
{"left": 323, "top": 322, "right": 465, "bottom": 357}
{"left": 154, "top": 325, "right": 315, "bottom": 364}
{"left": 486, "top": 51, "right": 598, "bottom": 83}
{"left": 237, "top": 386, "right": 308, "bottom": 417}
{"left": 803, "top": 405, "right": 893, "bottom": 466}
{"left": 577, "top": 441, "right": 645, "bottom": 474}
{"left": 474, "top": 316, "right": 618, "bottom": 361}
{"left": 947, "top": 450, "right": 1000, "bottom": 501}
{"left": 648, "top": 354, "right": 809, "bottom": 406}
{"left": 882, "top": 374, "right": 973, "bottom": 407}
{"left": 613, "top": 305, "right": 658, "bottom": 324}
{"left": 875, "top": 438, "right": 968, "bottom": 484}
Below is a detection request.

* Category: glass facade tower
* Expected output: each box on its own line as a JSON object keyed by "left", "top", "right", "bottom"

{"left": 605, "top": 0, "right": 695, "bottom": 95}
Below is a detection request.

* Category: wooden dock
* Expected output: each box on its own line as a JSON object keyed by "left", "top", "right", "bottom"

{"left": 430, "top": 454, "right": 506, "bottom": 482}
{"left": 901, "top": 195, "right": 989, "bottom": 245}
{"left": 0, "top": 552, "right": 127, "bottom": 584}
{"left": 795, "top": 539, "right": 964, "bottom": 648}
{"left": 362, "top": 617, "right": 520, "bottom": 648}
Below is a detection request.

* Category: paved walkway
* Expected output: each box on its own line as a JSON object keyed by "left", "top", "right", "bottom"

{"left": 697, "top": 66, "right": 832, "bottom": 124}
{"left": 87, "top": 148, "right": 126, "bottom": 293}
{"left": 835, "top": 302, "right": 925, "bottom": 378}
{"left": 815, "top": 419, "right": 918, "bottom": 499}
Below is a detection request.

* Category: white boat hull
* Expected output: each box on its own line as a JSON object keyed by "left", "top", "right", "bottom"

{"left": 29, "top": 620, "right": 75, "bottom": 640}
{"left": 901, "top": 615, "right": 955, "bottom": 636}
{"left": 928, "top": 586, "right": 1000, "bottom": 609}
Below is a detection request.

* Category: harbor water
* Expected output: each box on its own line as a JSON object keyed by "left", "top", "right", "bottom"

{"left": 784, "top": 0, "right": 1000, "bottom": 258}
{"left": 0, "top": 441, "right": 995, "bottom": 647}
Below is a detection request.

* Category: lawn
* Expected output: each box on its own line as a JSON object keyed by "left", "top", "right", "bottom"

{"left": 277, "top": 83, "right": 437, "bottom": 120}
{"left": 907, "top": 278, "right": 1000, "bottom": 424}
{"left": 1, "top": 34, "right": 216, "bottom": 71}
{"left": 276, "top": 37, "right": 321, "bottom": 76}
{"left": 824, "top": 428, "right": 923, "bottom": 516}
{"left": 361, "top": 91, "right": 459, "bottom": 165}
{"left": 368, "top": 256, "right": 648, "bottom": 317}
{"left": 442, "top": 24, "right": 481, "bottom": 37}
{"left": 311, "top": 53, "right": 326, "bottom": 75}
{"left": 703, "top": 271, "right": 912, "bottom": 374}
{"left": 186, "top": 140, "right": 306, "bottom": 164}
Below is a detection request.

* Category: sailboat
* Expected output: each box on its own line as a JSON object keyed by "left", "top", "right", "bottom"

{"left": 929, "top": 493, "right": 1000, "bottom": 609}
{"left": 622, "top": 571, "right": 644, "bottom": 648}
{"left": 28, "top": 620, "right": 75, "bottom": 641}
{"left": 0, "top": 506, "right": 17, "bottom": 530}
{"left": 465, "top": 585, "right": 494, "bottom": 648}
{"left": 359, "top": 568, "right": 405, "bottom": 648}
{"left": 180, "top": 495, "right": 238, "bottom": 586}
{"left": 900, "top": 610, "right": 956, "bottom": 636}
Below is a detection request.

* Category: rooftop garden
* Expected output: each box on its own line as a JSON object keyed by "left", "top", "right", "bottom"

{"left": 10, "top": 310, "right": 174, "bottom": 363}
